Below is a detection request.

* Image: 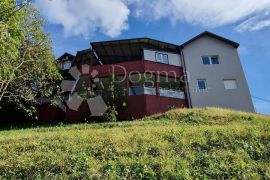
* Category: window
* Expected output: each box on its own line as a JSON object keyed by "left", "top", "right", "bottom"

{"left": 163, "top": 54, "right": 169, "bottom": 64}
{"left": 224, "top": 79, "right": 237, "bottom": 90}
{"left": 211, "top": 56, "right": 219, "bottom": 64}
{"left": 155, "top": 52, "right": 169, "bottom": 64}
{"left": 202, "top": 56, "right": 219, "bottom": 65}
{"left": 197, "top": 79, "right": 207, "bottom": 90}
{"left": 63, "top": 61, "right": 71, "bottom": 70}
{"left": 202, "top": 56, "right": 210, "bottom": 64}
{"left": 155, "top": 53, "right": 162, "bottom": 62}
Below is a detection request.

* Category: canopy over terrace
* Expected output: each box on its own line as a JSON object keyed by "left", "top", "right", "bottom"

{"left": 91, "top": 38, "right": 180, "bottom": 64}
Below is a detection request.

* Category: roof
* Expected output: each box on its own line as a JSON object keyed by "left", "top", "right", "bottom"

{"left": 91, "top": 38, "right": 179, "bottom": 64}
{"left": 57, "top": 52, "right": 75, "bottom": 62}
{"left": 180, "top": 31, "right": 240, "bottom": 49}
{"left": 91, "top": 37, "right": 179, "bottom": 49}
{"left": 72, "top": 48, "right": 98, "bottom": 66}
{"left": 75, "top": 48, "right": 92, "bottom": 55}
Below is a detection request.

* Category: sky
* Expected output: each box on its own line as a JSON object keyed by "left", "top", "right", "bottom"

{"left": 34, "top": 0, "right": 270, "bottom": 115}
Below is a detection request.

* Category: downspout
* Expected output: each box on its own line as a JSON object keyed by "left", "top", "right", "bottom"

{"left": 180, "top": 47, "right": 192, "bottom": 108}
{"left": 92, "top": 48, "right": 103, "bottom": 65}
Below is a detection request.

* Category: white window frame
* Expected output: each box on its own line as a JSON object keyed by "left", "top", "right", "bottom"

{"left": 202, "top": 55, "right": 219, "bottom": 65}
{"left": 155, "top": 52, "right": 169, "bottom": 64}
{"left": 197, "top": 79, "right": 207, "bottom": 90}
{"left": 223, "top": 79, "right": 238, "bottom": 90}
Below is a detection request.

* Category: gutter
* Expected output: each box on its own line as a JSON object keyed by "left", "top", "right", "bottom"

{"left": 180, "top": 48, "right": 192, "bottom": 108}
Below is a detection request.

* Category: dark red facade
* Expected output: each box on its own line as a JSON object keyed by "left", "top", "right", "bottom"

{"left": 39, "top": 38, "right": 189, "bottom": 121}
{"left": 118, "top": 95, "right": 187, "bottom": 120}
{"left": 39, "top": 60, "right": 188, "bottom": 121}
{"left": 85, "top": 60, "right": 187, "bottom": 120}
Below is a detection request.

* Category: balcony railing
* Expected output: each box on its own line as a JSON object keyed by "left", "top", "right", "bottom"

{"left": 129, "top": 86, "right": 185, "bottom": 99}
{"left": 129, "top": 86, "right": 156, "bottom": 96}
{"left": 159, "top": 88, "right": 185, "bottom": 99}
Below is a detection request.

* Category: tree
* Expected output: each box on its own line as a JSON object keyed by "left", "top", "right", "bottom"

{"left": 92, "top": 75, "right": 127, "bottom": 122}
{"left": 0, "top": 0, "right": 61, "bottom": 117}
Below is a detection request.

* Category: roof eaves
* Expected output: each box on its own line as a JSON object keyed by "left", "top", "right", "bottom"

{"left": 91, "top": 37, "right": 148, "bottom": 46}
{"left": 91, "top": 37, "right": 179, "bottom": 49}
{"left": 180, "top": 31, "right": 240, "bottom": 49}
{"left": 57, "top": 52, "right": 75, "bottom": 61}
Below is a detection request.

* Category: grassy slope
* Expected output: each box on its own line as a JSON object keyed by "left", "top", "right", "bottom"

{"left": 0, "top": 108, "right": 269, "bottom": 179}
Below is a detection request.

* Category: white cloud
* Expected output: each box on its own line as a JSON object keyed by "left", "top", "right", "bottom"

{"left": 35, "top": 0, "right": 270, "bottom": 38}
{"left": 130, "top": 0, "right": 270, "bottom": 30}
{"left": 35, "top": 0, "right": 130, "bottom": 38}
{"left": 235, "top": 17, "right": 270, "bottom": 32}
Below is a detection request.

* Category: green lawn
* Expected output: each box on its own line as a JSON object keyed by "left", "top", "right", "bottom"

{"left": 0, "top": 108, "right": 269, "bottom": 179}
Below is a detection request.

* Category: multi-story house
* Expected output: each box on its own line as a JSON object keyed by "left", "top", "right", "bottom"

{"left": 51, "top": 31, "right": 254, "bottom": 121}
{"left": 57, "top": 53, "right": 74, "bottom": 72}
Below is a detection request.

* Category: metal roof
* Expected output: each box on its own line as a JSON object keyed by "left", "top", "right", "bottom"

{"left": 91, "top": 38, "right": 179, "bottom": 64}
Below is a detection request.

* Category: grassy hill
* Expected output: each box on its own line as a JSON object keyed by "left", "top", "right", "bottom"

{"left": 0, "top": 108, "right": 269, "bottom": 179}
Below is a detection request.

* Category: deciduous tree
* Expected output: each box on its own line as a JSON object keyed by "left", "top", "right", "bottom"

{"left": 0, "top": 0, "right": 61, "bottom": 117}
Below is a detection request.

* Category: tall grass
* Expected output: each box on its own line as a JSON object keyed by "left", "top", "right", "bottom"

{"left": 0, "top": 108, "right": 269, "bottom": 179}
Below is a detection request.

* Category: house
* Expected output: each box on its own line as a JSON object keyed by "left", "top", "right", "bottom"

{"left": 180, "top": 32, "right": 254, "bottom": 112}
{"left": 57, "top": 53, "right": 74, "bottom": 71}
{"left": 54, "top": 31, "right": 254, "bottom": 121}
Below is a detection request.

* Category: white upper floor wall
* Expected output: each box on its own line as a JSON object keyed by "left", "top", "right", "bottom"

{"left": 143, "top": 49, "right": 182, "bottom": 67}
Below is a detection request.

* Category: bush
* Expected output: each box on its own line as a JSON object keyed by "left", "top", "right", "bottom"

{"left": 103, "top": 106, "right": 118, "bottom": 122}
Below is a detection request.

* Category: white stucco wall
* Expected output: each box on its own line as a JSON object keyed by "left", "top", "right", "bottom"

{"left": 182, "top": 36, "right": 255, "bottom": 112}
{"left": 143, "top": 49, "right": 182, "bottom": 67}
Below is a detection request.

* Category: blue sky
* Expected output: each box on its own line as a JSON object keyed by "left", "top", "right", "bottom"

{"left": 35, "top": 0, "right": 270, "bottom": 115}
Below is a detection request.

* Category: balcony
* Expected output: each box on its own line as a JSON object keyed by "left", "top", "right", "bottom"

{"left": 129, "top": 86, "right": 185, "bottom": 99}
{"left": 159, "top": 88, "right": 185, "bottom": 99}
{"left": 129, "top": 86, "right": 156, "bottom": 96}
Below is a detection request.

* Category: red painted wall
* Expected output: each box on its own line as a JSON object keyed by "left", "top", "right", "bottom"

{"left": 38, "top": 103, "right": 65, "bottom": 122}
{"left": 65, "top": 101, "right": 90, "bottom": 122}
{"left": 87, "top": 60, "right": 187, "bottom": 120}
{"left": 38, "top": 60, "right": 188, "bottom": 122}
{"left": 81, "top": 60, "right": 184, "bottom": 78}
{"left": 118, "top": 95, "right": 187, "bottom": 120}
